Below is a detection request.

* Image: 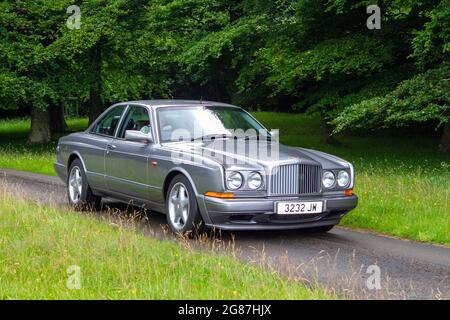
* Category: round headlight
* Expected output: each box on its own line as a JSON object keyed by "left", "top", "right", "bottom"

{"left": 337, "top": 170, "right": 350, "bottom": 187}
{"left": 226, "top": 171, "right": 243, "bottom": 190}
{"left": 247, "top": 172, "right": 263, "bottom": 190}
{"left": 322, "top": 171, "right": 335, "bottom": 188}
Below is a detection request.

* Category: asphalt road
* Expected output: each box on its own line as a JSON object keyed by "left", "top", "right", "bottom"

{"left": 1, "top": 168, "right": 449, "bottom": 299}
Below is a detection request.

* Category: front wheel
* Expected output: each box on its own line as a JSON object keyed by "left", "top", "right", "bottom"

{"left": 166, "top": 174, "right": 204, "bottom": 236}
{"left": 68, "top": 159, "right": 101, "bottom": 210}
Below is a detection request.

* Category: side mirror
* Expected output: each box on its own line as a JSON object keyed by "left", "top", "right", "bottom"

{"left": 270, "top": 129, "right": 279, "bottom": 142}
{"left": 125, "top": 130, "right": 153, "bottom": 143}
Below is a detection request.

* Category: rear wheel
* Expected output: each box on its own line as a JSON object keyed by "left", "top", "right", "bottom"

{"left": 166, "top": 174, "right": 204, "bottom": 236}
{"left": 68, "top": 159, "right": 101, "bottom": 210}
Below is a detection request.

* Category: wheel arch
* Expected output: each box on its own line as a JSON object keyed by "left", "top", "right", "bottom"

{"left": 163, "top": 167, "right": 200, "bottom": 200}
{"left": 67, "top": 151, "right": 87, "bottom": 174}
{"left": 162, "top": 167, "right": 212, "bottom": 225}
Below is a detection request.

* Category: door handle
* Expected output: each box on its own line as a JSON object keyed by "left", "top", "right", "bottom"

{"left": 107, "top": 144, "right": 117, "bottom": 150}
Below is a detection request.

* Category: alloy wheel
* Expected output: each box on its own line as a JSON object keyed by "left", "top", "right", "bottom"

{"left": 68, "top": 166, "right": 82, "bottom": 204}
{"left": 168, "top": 182, "right": 190, "bottom": 230}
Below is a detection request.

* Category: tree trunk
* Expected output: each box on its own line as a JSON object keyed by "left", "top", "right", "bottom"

{"left": 88, "top": 89, "right": 104, "bottom": 124}
{"left": 88, "top": 40, "right": 104, "bottom": 125}
{"left": 50, "top": 103, "right": 68, "bottom": 136}
{"left": 28, "top": 106, "right": 51, "bottom": 144}
{"left": 321, "top": 117, "right": 336, "bottom": 144}
{"left": 226, "top": 81, "right": 239, "bottom": 105}
{"left": 438, "top": 117, "right": 450, "bottom": 153}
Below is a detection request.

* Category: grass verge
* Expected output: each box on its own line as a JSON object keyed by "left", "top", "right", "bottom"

{"left": 0, "top": 188, "right": 330, "bottom": 299}
{"left": 0, "top": 118, "right": 87, "bottom": 175}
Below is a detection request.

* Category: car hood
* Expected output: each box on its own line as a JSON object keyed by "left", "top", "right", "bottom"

{"left": 163, "top": 140, "right": 350, "bottom": 170}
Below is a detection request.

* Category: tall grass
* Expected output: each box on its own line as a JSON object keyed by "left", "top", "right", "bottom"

{"left": 0, "top": 188, "right": 329, "bottom": 299}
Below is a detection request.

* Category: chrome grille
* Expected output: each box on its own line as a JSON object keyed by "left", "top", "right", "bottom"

{"left": 270, "top": 164, "right": 321, "bottom": 195}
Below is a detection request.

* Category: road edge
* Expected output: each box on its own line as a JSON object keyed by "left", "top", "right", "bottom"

{"left": 0, "top": 168, "right": 64, "bottom": 187}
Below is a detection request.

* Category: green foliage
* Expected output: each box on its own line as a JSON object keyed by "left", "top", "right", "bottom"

{"left": 0, "top": 73, "right": 28, "bottom": 109}
{"left": 178, "top": 15, "right": 268, "bottom": 82}
{"left": 0, "top": 0, "right": 448, "bottom": 145}
{"left": 242, "top": 35, "right": 394, "bottom": 96}
{"left": 0, "top": 0, "right": 71, "bottom": 109}
{"left": 334, "top": 63, "right": 450, "bottom": 132}
{"left": 0, "top": 0, "right": 172, "bottom": 112}
{"left": 411, "top": 0, "right": 450, "bottom": 68}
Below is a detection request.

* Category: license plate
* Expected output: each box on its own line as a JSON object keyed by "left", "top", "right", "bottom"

{"left": 276, "top": 201, "right": 323, "bottom": 214}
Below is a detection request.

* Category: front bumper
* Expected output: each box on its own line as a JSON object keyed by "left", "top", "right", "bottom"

{"left": 201, "top": 194, "right": 358, "bottom": 230}
{"left": 54, "top": 163, "right": 67, "bottom": 183}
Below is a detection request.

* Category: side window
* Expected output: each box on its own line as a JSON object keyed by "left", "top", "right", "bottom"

{"left": 117, "top": 106, "right": 151, "bottom": 139}
{"left": 93, "top": 106, "right": 126, "bottom": 136}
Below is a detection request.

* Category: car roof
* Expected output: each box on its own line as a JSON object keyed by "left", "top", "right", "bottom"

{"left": 117, "top": 99, "right": 239, "bottom": 108}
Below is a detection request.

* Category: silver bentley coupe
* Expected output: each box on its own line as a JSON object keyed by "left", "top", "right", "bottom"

{"left": 55, "top": 100, "right": 357, "bottom": 234}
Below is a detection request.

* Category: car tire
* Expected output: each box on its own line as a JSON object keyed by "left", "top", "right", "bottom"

{"left": 67, "top": 159, "right": 101, "bottom": 211}
{"left": 304, "top": 225, "right": 335, "bottom": 233}
{"left": 166, "top": 174, "right": 204, "bottom": 237}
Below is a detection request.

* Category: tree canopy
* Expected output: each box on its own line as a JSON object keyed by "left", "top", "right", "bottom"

{"left": 0, "top": 0, "right": 448, "bottom": 151}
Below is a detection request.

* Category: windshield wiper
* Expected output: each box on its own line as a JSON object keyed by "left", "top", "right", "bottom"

{"left": 236, "top": 134, "right": 271, "bottom": 141}
{"left": 191, "top": 133, "right": 231, "bottom": 141}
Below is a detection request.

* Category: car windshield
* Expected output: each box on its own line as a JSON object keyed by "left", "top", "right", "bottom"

{"left": 157, "top": 106, "right": 270, "bottom": 143}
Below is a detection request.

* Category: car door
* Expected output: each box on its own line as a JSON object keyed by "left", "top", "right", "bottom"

{"left": 104, "top": 105, "right": 153, "bottom": 200}
{"left": 83, "top": 105, "right": 127, "bottom": 191}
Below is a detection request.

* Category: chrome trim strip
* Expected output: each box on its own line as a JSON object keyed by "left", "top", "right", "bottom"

{"left": 105, "top": 174, "right": 162, "bottom": 190}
